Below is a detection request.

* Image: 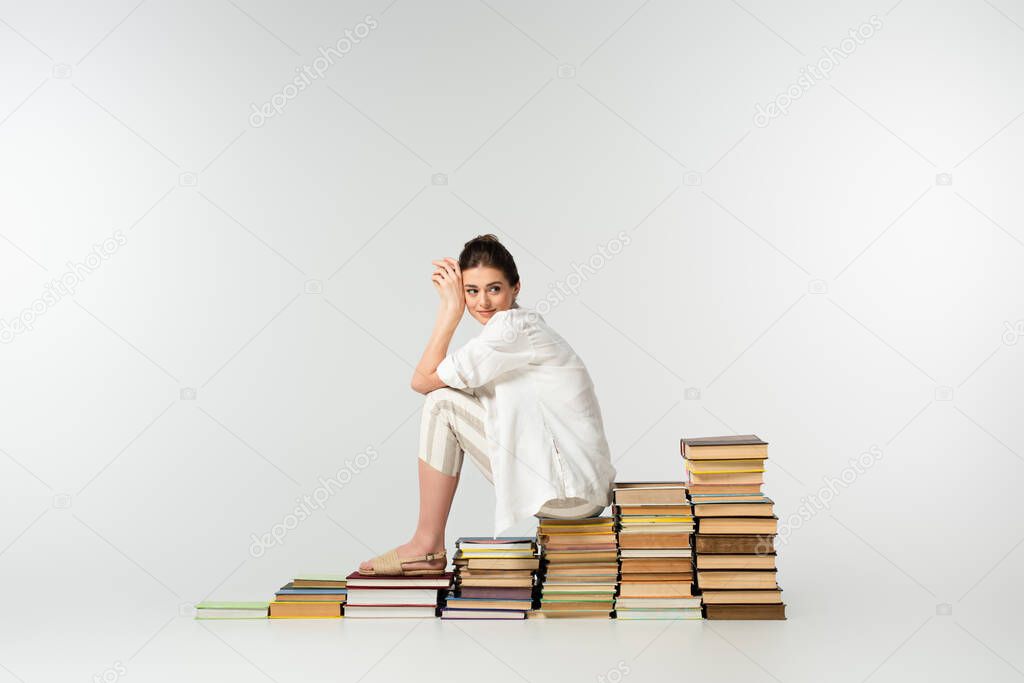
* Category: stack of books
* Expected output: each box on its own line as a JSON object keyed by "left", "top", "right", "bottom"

{"left": 683, "top": 435, "right": 786, "bottom": 620}
{"left": 194, "top": 601, "right": 269, "bottom": 619}
{"left": 612, "top": 482, "right": 701, "bottom": 620}
{"left": 343, "top": 570, "right": 452, "bottom": 618}
{"left": 532, "top": 516, "right": 618, "bottom": 618}
{"left": 441, "top": 536, "right": 539, "bottom": 620}
{"left": 268, "top": 573, "right": 347, "bottom": 619}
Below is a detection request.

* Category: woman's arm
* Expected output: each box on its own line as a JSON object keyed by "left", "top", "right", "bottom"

{"left": 411, "top": 258, "right": 464, "bottom": 395}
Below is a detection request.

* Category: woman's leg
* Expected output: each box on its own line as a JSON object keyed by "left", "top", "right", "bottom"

{"left": 359, "top": 388, "right": 490, "bottom": 573}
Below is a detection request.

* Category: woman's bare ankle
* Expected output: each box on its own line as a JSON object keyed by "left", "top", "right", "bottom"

{"left": 408, "top": 534, "right": 445, "bottom": 553}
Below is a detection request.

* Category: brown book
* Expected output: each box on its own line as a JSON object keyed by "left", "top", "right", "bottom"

{"left": 615, "top": 504, "right": 693, "bottom": 516}
{"left": 681, "top": 435, "right": 768, "bottom": 459}
{"left": 542, "top": 544, "right": 618, "bottom": 552}
{"left": 620, "top": 528, "right": 694, "bottom": 538}
{"left": 274, "top": 594, "right": 347, "bottom": 602}
{"left": 618, "top": 533, "right": 692, "bottom": 549}
{"left": 618, "top": 582, "right": 693, "bottom": 598}
{"left": 699, "top": 517, "right": 778, "bottom": 535}
{"left": 697, "top": 570, "right": 778, "bottom": 590}
{"left": 613, "top": 481, "right": 686, "bottom": 489}
{"left": 544, "top": 550, "right": 618, "bottom": 562}
{"left": 545, "top": 565, "right": 619, "bottom": 576}
{"left": 543, "top": 578, "right": 616, "bottom": 588}
{"left": 457, "top": 587, "right": 533, "bottom": 600}
{"left": 694, "top": 502, "right": 774, "bottom": 517}
{"left": 465, "top": 558, "right": 539, "bottom": 570}
{"left": 705, "top": 603, "right": 786, "bottom": 620}
{"left": 620, "top": 572, "right": 693, "bottom": 582}
{"left": 538, "top": 602, "right": 613, "bottom": 611}
{"left": 445, "top": 599, "right": 533, "bottom": 610}
{"left": 538, "top": 518, "right": 613, "bottom": 530}
{"left": 540, "top": 534, "right": 617, "bottom": 545}
{"left": 619, "top": 558, "right": 693, "bottom": 573}
{"left": 689, "top": 471, "right": 764, "bottom": 485}
{"left": 268, "top": 601, "right": 342, "bottom": 618}
{"left": 457, "top": 577, "right": 533, "bottom": 588}
{"left": 689, "top": 494, "right": 767, "bottom": 503}
{"left": 696, "top": 534, "right": 775, "bottom": 554}
{"left": 696, "top": 554, "right": 776, "bottom": 570}
{"left": 459, "top": 569, "right": 534, "bottom": 579}
{"left": 686, "top": 458, "right": 767, "bottom": 473}
{"left": 701, "top": 589, "right": 783, "bottom": 604}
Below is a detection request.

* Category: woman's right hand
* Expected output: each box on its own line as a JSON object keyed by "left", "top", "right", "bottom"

{"left": 431, "top": 257, "right": 465, "bottom": 319}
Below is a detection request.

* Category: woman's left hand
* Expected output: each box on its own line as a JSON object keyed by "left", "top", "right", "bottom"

{"left": 431, "top": 257, "right": 465, "bottom": 319}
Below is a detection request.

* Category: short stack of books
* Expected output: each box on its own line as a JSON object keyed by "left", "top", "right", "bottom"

{"left": 683, "top": 435, "right": 786, "bottom": 620}
{"left": 343, "top": 570, "right": 452, "bottom": 618}
{"left": 441, "top": 536, "right": 539, "bottom": 620}
{"left": 532, "top": 516, "right": 618, "bottom": 618}
{"left": 268, "top": 573, "right": 347, "bottom": 619}
{"left": 195, "top": 601, "right": 269, "bottom": 619}
{"left": 612, "top": 482, "right": 701, "bottom": 620}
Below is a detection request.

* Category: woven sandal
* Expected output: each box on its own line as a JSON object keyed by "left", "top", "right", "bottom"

{"left": 358, "top": 548, "right": 447, "bottom": 576}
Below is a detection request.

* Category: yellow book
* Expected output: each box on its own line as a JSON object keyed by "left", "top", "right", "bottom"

{"left": 685, "top": 465, "right": 765, "bottom": 474}
{"left": 685, "top": 459, "right": 766, "bottom": 474}
{"left": 618, "top": 516, "right": 694, "bottom": 523}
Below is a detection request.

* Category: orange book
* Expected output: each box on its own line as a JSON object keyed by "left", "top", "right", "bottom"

{"left": 268, "top": 601, "right": 342, "bottom": 618}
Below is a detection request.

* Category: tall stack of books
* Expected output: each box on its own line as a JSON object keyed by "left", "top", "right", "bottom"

{"left": 441, "top": 536, "right": 539, "bottom": 620}
{"left": 612, "top": 482, "right": 701, "bottom": 620}
{"left": 268, "top": 573, "right": 346, "bottom": 619}
{"left": 532, "top": 516, "right": 618, "bottom": 618}
{"left": 682, "top": 435, "right": 786, "bottom": 620}
{"left": 343, "top": 570, "right": 452, "bottom": 618}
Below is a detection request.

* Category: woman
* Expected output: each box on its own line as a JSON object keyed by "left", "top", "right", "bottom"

{"left": 359, "top": 235, "right": 617, "bottom": 575}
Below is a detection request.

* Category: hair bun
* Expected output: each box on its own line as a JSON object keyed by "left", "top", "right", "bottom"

{"left": 465, "top": 233, "right": 500, "bottom": 248}
{"left": 458, "top": 234, "right": 519, "bottom": 286}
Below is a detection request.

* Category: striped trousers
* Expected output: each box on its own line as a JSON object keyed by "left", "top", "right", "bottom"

{"left": 418, "top": 387, "right": 605, "bottom": 520}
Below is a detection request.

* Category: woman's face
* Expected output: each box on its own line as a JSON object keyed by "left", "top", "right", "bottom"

{"left": 462, "top": 265, "right": 520, "bottom": 324}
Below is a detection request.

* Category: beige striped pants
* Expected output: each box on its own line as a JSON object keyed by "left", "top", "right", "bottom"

{"left": 419, "top": 387, "right": 605, "bottom": 520}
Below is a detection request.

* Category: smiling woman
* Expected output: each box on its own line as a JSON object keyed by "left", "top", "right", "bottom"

{"left": 358, "top": 234, "right": 617, "bottom": 576}
{"left": 458, "top": 235, "right": 520, "bottom": 324}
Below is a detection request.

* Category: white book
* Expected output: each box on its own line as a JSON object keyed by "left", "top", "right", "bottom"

{"left": 345, "top": 588, "right": 440, "bottom": 605}
{"left": 344, "top": 606, "right": 437, "bottom": 618}
{"left": 619, "top": 548, "right": 692, "bottom": 558}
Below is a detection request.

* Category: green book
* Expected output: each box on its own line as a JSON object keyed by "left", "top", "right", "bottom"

{"left": 194, "top": 601, "right": 269, "bottom": 619}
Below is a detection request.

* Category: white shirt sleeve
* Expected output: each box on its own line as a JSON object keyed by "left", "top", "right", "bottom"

{"left": 436, "top": 311, "right": 534, "bottom": 389}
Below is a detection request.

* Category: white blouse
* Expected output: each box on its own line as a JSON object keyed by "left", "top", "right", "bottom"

{"left": 436, "top": 305, "right": 617, "bottom": 536}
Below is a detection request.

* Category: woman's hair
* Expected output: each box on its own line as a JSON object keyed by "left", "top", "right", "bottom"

{"left": 458, "top": 234, "right": 520, "bottom": 286}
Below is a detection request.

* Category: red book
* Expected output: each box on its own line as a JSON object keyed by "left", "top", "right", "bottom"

{"left": 345, "top": 571, "right": 452, "bottom": 588}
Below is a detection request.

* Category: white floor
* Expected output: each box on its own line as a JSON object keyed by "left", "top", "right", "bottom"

{"left": 2, "top": 513, "right": 1020, "bottom": 683}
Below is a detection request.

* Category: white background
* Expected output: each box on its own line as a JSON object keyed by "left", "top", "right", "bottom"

{"left": 1, "top": 1, "right": 1022, "bottom": 681}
